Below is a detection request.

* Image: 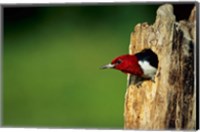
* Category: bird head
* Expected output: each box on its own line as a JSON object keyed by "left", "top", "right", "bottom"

{"left": 101, "top": 54, "right": 143, "bottom": 76}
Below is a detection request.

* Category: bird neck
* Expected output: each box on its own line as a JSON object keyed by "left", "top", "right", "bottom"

{"left": 122, "top": 55, "right": 143, "bottom": 76}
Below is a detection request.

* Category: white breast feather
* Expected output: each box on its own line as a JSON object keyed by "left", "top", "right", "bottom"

{"left": 138, "top": 61, "right": 157, "bottom": 79}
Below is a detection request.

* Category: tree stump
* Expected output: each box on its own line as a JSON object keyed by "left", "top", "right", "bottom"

{"left": 124, "top": 4, "right": 196, "bottom": 130}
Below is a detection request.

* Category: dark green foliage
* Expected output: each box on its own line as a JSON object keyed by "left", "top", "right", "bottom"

{"left": 3, "top": 4, "right": 158, "bottom": 128}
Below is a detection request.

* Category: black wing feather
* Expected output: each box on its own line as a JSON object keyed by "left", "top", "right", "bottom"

{"left": 135, "top": 49, "right": 158, "bottom": 68}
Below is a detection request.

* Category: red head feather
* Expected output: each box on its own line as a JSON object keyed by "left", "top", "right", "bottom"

{"left": 111, "top": 54, "right": 143, "bottom": 76}
{"left": 101, "top": 54, "right": 143, "bottom": 76}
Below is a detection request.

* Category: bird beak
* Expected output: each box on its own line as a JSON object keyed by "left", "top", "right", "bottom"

{"left": 100, "top": 63, "right": 115, "bottom": 69}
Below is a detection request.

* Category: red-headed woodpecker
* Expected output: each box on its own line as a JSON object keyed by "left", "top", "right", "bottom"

{"left": 101, "top": 49, "right": 158, "bottom": 86}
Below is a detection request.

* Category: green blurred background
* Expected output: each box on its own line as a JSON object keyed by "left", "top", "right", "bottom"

{"left": 3, "top": 4, "right": 159, "bottom": 128}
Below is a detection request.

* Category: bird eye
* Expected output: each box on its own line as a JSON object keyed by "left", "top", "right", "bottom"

{"left": 116, "top": 60, "right": 122, "bottom": 64}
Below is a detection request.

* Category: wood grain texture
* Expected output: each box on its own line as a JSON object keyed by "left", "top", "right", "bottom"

{"left": 124, "top": 4, "right": 196, "bottom": 130}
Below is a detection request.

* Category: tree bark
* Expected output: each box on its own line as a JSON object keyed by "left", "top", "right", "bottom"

{"left": 124, "top": 4, "right": 196, "bottom": 130}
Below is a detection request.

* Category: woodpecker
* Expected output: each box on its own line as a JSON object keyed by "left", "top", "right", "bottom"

{"left": 100, "top": 49, "right": 158, "bottom": 86}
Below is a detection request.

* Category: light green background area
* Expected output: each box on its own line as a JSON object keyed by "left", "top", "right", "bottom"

{"left": 3, "top": 5, "right": 158, "bottom": 128}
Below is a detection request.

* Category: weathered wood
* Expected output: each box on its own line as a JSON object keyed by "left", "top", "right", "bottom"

{"left": 124, "top": 4, "right": 196, "bottom": 130}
